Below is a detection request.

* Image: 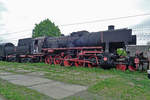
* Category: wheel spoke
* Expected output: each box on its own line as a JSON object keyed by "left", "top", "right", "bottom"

{"left": 54, "top": 55, "right": 62, "bottom": 65}
{"left": 64, "top": 55, "right": 73, "bottom": 66}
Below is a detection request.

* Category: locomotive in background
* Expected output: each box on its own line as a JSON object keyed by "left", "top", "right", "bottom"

{"left": 0, "top": 25, "right": 147, "bottom": 71}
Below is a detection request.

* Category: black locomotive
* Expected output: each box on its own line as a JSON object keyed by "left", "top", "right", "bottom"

{"left": 0, "top": 25, "right": 147, "bottom": 71}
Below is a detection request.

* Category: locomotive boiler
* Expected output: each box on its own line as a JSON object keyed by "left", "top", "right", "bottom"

{"left": 44, "top": 25, "right": 136, "bottom": 53}
{"left": 43, "top": 31, "right": 89, "bottom": 48}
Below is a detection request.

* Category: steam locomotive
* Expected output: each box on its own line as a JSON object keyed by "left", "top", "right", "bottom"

{"left": 0, "top": 25, "right": 148, "bottom": 71}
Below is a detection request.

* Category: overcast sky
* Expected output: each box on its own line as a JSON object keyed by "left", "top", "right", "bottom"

{"left": 0, "top": 0, "right": 150, "bottom": 45}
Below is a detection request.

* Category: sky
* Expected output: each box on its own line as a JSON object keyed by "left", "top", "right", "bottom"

{"left": 0, "top": 0, "right": 150, "bottom": 45}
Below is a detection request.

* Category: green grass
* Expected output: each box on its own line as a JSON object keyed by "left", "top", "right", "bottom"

{"left": 88, "top": 77, "right": 150, "bottom": 100}
{"left": 0, "top": 61, "right": 150, "bottom": 100}
{"left": 0, "top": 78, "right": 50, "bottom": 100}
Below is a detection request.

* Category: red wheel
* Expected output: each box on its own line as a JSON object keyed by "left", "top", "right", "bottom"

{"left": 45, "top": 56, "right": 53, "bottom": 64}
{"left": 128, "top": 66, "right": 136, "bottom": 71}
{"left": 64, "top": 55, "right": 73, "bottom": 66}
{"left": 54, "top": 55, "right": 62, "bottom": 65}
{"left": 116, "top": 64, "right": 127, "bottom": 71}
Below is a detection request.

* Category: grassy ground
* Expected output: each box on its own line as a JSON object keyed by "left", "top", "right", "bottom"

{"left": 0, "top": 61, "right": 150, "bottom": 100}
{"left": 0, "top": 78, "right": 50, "bottom": 100}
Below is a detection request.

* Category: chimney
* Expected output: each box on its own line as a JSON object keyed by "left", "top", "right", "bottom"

{"left": 108, "top": 25, "right": 115, "bottom": 30}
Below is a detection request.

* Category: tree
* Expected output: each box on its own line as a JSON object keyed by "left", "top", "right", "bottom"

{"left": 32, "top": 19, "right": 61, "bottom": 38}
{"left": 117, "top": 48, "right": 127, "bottom": 56}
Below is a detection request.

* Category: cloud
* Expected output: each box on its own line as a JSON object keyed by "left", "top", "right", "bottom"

{"left": 136, "top": 0, "right": 150, "bottom": 12}
{"left": 0, "top": 2, "right": 7, "bottom": 31}
{"left": 130, "top": 0, "right": 150, "bottom": 27}
{"left": 0, "top": 2, "right": 7, "bottom": 43}
{"left": 139, "top": 18, "right": 150, "bottom": 26}
{"left": 0, "top": 2, "right": 6, "bottom": 19}
{"left": 1, "top": 0, "right": 149, "bottom": 45}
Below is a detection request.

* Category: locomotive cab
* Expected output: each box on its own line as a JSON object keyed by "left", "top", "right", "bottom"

{"left": 31, "top": 36, "right": 45, "bottom": 54}
{"left": 109, "top": 42, "right": 125, "bottom": 53}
